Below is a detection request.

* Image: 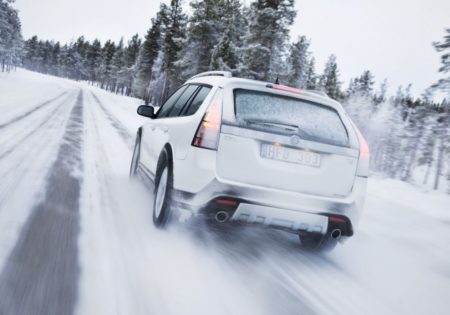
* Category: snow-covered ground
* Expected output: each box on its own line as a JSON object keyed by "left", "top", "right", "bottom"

{"left": 0, "top": 69, "right": 449, "bottom": 315}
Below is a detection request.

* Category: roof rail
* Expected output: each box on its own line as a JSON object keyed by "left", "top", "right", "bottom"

{"left": 190, "top": 71, "right": 232, "bottom": 80}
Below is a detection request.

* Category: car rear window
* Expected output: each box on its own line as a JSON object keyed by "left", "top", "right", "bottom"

{"left": 234, "top": 89, "right": 349, "bottom": 147}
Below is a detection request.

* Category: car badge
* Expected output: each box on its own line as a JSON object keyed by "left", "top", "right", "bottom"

{"left": 290, "top": 135, "right": 301, "bottom": 145}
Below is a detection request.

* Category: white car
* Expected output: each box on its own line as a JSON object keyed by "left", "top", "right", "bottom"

{"left": 130, "top": 71, "right": 369, "bottom": 251}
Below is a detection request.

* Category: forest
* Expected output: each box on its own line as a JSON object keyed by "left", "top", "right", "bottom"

{"left": 1, "top": 0, "right": 449, "bottom": 191}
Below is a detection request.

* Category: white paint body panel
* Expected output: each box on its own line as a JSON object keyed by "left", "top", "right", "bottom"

{"left": 135, "top": 75, "right": 368, "bottom": 234}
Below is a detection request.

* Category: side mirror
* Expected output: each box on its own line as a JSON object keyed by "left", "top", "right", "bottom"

{"left": 137, "top": 105, "right": 155, "bottom": 118}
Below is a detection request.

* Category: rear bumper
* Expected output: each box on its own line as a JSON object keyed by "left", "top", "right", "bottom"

{"left": 172, "top": 174, "right": 367, "bottom": 235}
{"left": 232, "top": 202, "right": 329, "bottom": 234}
{"left": 171, "top": 146, "right": 367, "bottom": 235}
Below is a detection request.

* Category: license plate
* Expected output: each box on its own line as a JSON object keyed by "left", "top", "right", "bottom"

{"left": 260, "top": 144, "right": 321, "bottom": 167}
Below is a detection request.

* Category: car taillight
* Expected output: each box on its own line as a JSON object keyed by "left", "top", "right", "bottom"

{"left": 351, "top": 121, "right": 370, "bottom": 176}
{"left": 192, "top": 89, "right": 223, "bottom": 150}
{"left": 355, "top": 127, "right": 370, "bottom": 160}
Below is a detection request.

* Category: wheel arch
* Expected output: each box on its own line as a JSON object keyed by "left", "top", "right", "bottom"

{"left": 156, "top": 143, "right": 174, "bottom": 178}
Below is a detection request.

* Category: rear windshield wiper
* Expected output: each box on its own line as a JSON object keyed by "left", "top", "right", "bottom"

{"left": 244, "top": 119, "right": 299, "bottom": 132}
{"left": 241, "top": 119, "right": 349, "bottom": 147}
{"left": 244, "top": 119, "right": 316, "bottom": 138}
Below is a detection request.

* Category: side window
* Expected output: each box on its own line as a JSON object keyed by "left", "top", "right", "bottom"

{"left": 182, "top": 86, "right": 212, "bottom": 116}
{"left": 166, "top": 85, "right": 199, "bottom": 118}
{"left": 157, "top": 86, "right": 187, "bottom": 118}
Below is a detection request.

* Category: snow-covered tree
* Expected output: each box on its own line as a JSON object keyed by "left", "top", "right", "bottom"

{"left": 305, "top": 57, "right": 317, "bottom": 89}
{"left": 154, "top": 0, "right": 187, "bottom": 102}
{"left": 0, "top": 0, "right": 23, "bottom": 72}
{"left": 347, "top": 70, "right": 375, "bottom": 97}
{"left": 210, "top": 0, "right": 245, "bottom": 73}
{"left": 133, "top": 15, "right": 162, "bottom": 101}
{"left": 373, "top": 79, "right": 388, "bottom": 105}
{"left": 120, "top": 34, "right": 141, "bottom": 95}
{"left": 319, "top": 54, "right": 341, "bottom": 99}
{"left": 176, "top": 0, "right": 224, "bottom": 79}
{"left": 98, "top": 40, "right": 116, "bottom": 90}
{"left": 287, "top": 36, "right": 310, "bottom": 88}
{"left": 110, "top": 38, "right": 126, "bottom": 93}
{"left": 431, "top": 28, "right": 450, "bottom": 93}
{"left": 240, "top": 0, "right": 296, "bottom": 81}
{"left": 85, "top": 39, "right": 102, "bottom": 84}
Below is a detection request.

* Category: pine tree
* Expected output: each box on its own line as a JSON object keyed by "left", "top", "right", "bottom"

{"left": 432, "top": 99, "right": 450, "bottom": 190}
{"left": 347, "top": 70, "right": 375, "bottom": 98}
{"left": 210, "top": 21, "right": 239, "bottom": 72}
{"left": 319, "top": 54, "right": 341, "bottom": 99}
{"left": 49, "top": 41, "right": 60, "bottom": 76}
{"left": 133, "top": 15, "right": 162, "bottom": 101}
{"left": 110, "top": 38, "right": 126, "bottom": 93}
{"left": 209, "top": 0, "right": 245, "bottom": 73}
{"left": 240, "top": 0, "right": 296, "bottom": 81}
{"left": 431, "top": 28, "right": 450, "bottom": 93}
{"left": 23, "top": 36, "right": 39, "bottom": 71}
{"left": 305, "top": 57, "right": 317, "bottom": 89}
{"left": 287, "top": 36, "right": 310, "bottom": 88}
{"left": 0, "top": 0, "right": 23, "bottom": 72}
{"left": 86, "top": 39, "right": 102, "bottom": 84}
{"left": 177, "top": 0, "right": 224, "bottom": 79}
{"left": 98, "top": 40, "right": 116, "bottom": 90}
{"left": 373, "top": 79, "right": 388, "bottom": 105}
{"left": 159, "top": 0, "right": 187, "bottom": 99}
{"left": 121, "top": 34, "right": 141, "bottom": 95}
{"left": 72, "top": 36, "right": 88, "bottom": 80}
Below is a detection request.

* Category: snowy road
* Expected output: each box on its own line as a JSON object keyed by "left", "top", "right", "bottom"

{"left": 0, "top": 69, "right": 450, "bottom": 315}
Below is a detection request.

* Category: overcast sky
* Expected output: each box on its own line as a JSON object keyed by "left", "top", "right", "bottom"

{"left": 14, "top": 0, "right": 450, "bottom": 98}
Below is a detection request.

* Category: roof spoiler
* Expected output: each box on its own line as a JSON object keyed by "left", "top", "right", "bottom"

{"left": 190, "top": 71, "right": 232, "bottom": 80}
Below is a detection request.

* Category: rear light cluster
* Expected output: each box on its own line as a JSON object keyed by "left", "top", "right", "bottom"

{"left": 192, "top": 88, "right": 223, "bottom": 150}
{"left": 351, "top": 121, "right": 370, "bottom": 176}
{"left": 355, "top": 127, "right": 370, "bottom": 160}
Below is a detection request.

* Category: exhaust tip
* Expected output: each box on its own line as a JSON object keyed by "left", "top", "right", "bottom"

{"left": 215, "top": 211, "right": 229, "bottom": 223}
{"left": 331, "top": 229, "right": 342, "bottom": 239}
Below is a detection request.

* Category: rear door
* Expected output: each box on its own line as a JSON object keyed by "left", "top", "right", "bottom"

{"left": 142, "top": 84, "right": 214, "bottom": 176}
{"left": 216, "top": 88, "right": 359, "bottom": 198}
{"left": 141, "top": 85, "right": 188, "bottom": 177}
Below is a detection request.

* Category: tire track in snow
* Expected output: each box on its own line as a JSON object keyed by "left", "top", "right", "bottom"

{"left": 0, "top": 91, "right": 84, "bottom": 315}
{"left": 0, "top": 91, "right": 77, "bottom": 207}
{"left": 89, "top": 91, "right": 134, "bottom": 149}
{"left": 0, "top": 92, "right": 75, "bottom": 161}
{"left": 0, "top": 91, "right": 70, "bottom": 130}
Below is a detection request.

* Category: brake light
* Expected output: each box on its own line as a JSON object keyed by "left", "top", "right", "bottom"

{"left": 350, "top": 120, "right": 370, "bottom": 177}
{"left": 192, "top": 89, "right": 223, "bottom": 150}
{"left": 266, "top": 84, "right": 304, "bottom": 95}
{"left": 355, "top": 126, "right": 370, "bottom": 160}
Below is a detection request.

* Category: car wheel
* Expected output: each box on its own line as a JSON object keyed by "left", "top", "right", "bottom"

{"left": 130, "top": 133, "right": 141, "bottom": 178}
{"left": 153, "top": 149, "right": 173, "bottom": 228}
{"left": 299, "top": 232, "right": 338, "bottom": 252}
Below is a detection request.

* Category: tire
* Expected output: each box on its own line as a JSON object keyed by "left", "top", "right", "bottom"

{"left": 130, "top": 133, "right": 141, "bottom": 178}
{"left": 153, "top": 149, "right": 173, "bottom": 228}
{"left": 299, "top": 232, "right": 338, "bottom": 252}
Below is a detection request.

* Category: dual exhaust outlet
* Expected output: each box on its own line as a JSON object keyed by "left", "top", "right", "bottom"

{"left": 331, "top": 229, "right": 342, "bottom": 239}
{"left": 215, "top": 211, "right": 230, "bottom": 223}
